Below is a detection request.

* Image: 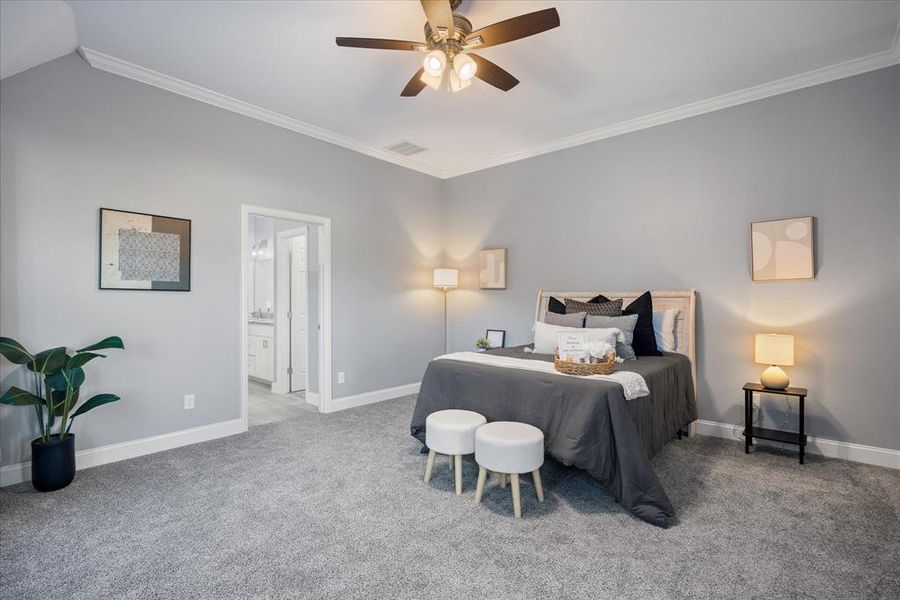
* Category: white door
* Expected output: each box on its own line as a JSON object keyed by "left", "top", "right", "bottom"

{"left": 289, "top": 235, "right": 308, "bottom": 392}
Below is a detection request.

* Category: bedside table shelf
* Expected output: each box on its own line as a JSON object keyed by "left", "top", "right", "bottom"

{"left": 743, "top": 383, "right": 808, "bottom": 464}
{"left": 743, "top": 426, "right": 807, "bottom": 446}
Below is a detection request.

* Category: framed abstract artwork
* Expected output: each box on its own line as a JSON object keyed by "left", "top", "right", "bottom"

{"left": 99, "top": 208, "right": 191, "bottom": 291}
{"left": 750, "top": 216, "right": 814, "bottom": 282}
{"left": 479, "top": 248, "right": 507, "bottom": 289}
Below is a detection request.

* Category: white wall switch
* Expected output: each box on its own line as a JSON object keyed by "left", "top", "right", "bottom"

{"left": 184, "top": 394, "right": 195, "bottom": 410}
{"left": 337, "top": 372, "right": 346, "bottom": 384}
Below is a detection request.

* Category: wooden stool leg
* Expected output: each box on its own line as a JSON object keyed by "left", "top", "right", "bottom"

{"left": 500, "top": 473, "right": 508, "bottom": 488}
{"left": 454, "top": 455, "right": 463, "bottom": 496}
{"left": 475, "top": 466, "right": 487, "bottom": 503}
{"left": 532, "top": 469, "right": 544, "bottom": 502}
{"left": 511, "top": 473, "right": 521, "bottom": 518}
{"left": 449, "top": 454, "right": 454, "bottom": 470}
{"left": 424, "top": 449, "right": 436, "bottom": 483}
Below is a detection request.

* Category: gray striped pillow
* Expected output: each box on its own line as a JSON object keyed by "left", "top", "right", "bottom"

{"left": 565, "top": 298, "right": 622, "bottom": 317}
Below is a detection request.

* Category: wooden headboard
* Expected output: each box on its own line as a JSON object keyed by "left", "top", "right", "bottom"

{"left": 535, "top": 290, "right": 697, "bottom": 387}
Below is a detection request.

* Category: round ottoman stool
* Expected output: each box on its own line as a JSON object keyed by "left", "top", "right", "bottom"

{"left": 474, "top": 421, "right": 545, "bottom": 518}
{"left": 425, "top": 409, "right": 487, "bottom": 495}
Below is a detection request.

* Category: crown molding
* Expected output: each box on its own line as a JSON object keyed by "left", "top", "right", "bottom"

{"left": 77, "top": 47, "right": 445, "bottom": 179}
{"left": 439, "top": 25, "right": 900, "bottom": 179}
{"left": 80, "top": 24, "right": 900, "bottom": 181}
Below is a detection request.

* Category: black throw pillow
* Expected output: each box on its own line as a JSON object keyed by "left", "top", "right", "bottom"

{"left": 590, "top": 291, "right": 661, "bottom": 356}
{"left": 547, "top": 296, "right": 566, "bottom": 314}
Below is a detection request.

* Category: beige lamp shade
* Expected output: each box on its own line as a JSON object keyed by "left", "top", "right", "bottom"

{"left": 433, "top": 268, "right": 458, "bottom": 289}
{"left": 755, "top": 334, "right": 794, "bottom": 366}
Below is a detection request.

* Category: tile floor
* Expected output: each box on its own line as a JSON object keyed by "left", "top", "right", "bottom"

{"left": 247, "top": 380, "right": 315, "bottom": 427}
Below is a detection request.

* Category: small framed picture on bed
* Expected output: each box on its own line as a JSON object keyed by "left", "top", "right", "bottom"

{"left": 486, "top": 329, "right": 506, "bottom": 348}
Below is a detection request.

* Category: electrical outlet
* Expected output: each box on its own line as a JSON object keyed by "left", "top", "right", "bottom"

{"left": 184, "top": 394, "right": 195, "bottom": 410}
{"left": 337, "top": 371, "right": 346, "bottom": 384}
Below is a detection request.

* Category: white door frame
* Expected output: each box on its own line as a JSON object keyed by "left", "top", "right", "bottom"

{"left": 241, "top": 205, "right": 332, "bottom": 428}
{"left": 272, "top": 226, "right": 311, "bottom": 399}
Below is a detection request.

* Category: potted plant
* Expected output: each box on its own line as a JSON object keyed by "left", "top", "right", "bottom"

{"left": 0, "top": 336, "right": 124, "bottom": 492}
{"left": 475, "top": 337, "right": 491, "bottom": 352}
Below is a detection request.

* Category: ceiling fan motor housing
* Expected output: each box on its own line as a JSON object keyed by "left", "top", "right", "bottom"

{"left": 424, "top": 15, "right": 473, "bottom": 60}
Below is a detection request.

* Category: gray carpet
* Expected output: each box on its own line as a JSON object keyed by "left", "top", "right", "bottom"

{"left": 2, "top": 395, "right": 898, "bottom": 600}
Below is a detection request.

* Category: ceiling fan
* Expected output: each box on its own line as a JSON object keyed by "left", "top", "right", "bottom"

{"left": 335, "top": 0, "right": 560, "bottom": 96}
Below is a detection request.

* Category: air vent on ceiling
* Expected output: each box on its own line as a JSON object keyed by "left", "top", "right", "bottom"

{"left": 385, "top": 140, "right": 428, "bottom": 156}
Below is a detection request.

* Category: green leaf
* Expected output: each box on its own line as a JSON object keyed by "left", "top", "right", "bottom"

{"left": 47, "top": 367, "right": 85, "bottom": 391}
{"left": 51, "top": 388, "right": 79, "bottom": 416}
{"left": 66, "top": 352, "right": 106, "bottom": 370}
{"left": 0, "top": 338, "right": 34, "bottom": 365}
{"left": 28, "top": 347, "right": 68, "bottom": 374}
{"left": 77, "top": 337, "right": 124, "bottom": 353}
{"left": 0, "top": 386, "right": 43, "bottom": 406}
{"left": 70, "top": 394, "right": 120, "bottom": 419}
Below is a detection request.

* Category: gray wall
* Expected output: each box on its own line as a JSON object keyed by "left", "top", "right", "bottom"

{"left": 440, "top": 66, "right": 900, "bottom": 451}
{"left": 0, "top": 54, "right": 444, "bottom": 466}
{"left": 2, "top": 52, "right": 897, "bottom": 469}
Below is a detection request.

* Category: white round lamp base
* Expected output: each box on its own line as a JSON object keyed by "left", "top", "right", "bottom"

{"left": 760, "top": 365, "right": 790, "bottom": 390}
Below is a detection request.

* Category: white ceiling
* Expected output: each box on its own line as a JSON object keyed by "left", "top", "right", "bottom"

{"left": 7, "top": 1, "right": 900, "bottom": 178}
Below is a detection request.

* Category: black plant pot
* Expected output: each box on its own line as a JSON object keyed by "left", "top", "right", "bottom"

{"left": 31, "top": 434, "right": 75, "bottom": 492}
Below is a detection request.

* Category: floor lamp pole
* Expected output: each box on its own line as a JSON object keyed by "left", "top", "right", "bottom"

{"left": 443, "top": 289, "right": 448, "bottom": 354}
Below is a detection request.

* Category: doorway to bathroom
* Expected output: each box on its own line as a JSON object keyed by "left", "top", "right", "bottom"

{"left": 241, "top": 205, "right": 332, "bottom": 429}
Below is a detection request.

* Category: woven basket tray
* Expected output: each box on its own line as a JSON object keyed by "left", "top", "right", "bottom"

{"left": 554, "top": 353, "right": 616, "bottom": 376}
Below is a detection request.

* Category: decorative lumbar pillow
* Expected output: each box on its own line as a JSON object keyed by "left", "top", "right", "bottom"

{"left": 544, "top": 311, "right": 586, "bottom": 327}
{"left": 565, "top": 297, "right": 623, "bottom": 317}
{"left": 652, "top": 309, "right": 679, "bottom": 352}
{"left": 589, "top": 291, "right": 661, "bottom": 356}
{"left": 532, "top": 321, "right": 625, "bottom": 355}
{"left": 547, "top": 296, "right": 566, "bottom": 314}
{"left": 585, "top": 313, "right": 639, "bottom": 360}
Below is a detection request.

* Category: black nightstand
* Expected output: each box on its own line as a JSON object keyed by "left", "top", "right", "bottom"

{"left": 742, "top": 382, "right": 808, "bottom": 464}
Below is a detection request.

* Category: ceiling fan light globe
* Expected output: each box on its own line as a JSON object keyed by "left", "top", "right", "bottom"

{"left": 448, "top": 68, "right": 471, "bottom": 92}
{"left": 453, "top": 54, "right": 477, "bottom": 81}
{"left": 419, "top": 70, "right": 443, "bottom": 91}
{"left": 423, "top": 50, "right": 446, "bottom": 77}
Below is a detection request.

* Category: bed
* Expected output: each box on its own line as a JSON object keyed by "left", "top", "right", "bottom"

{"left": 410, "top": 290, "right": 698, "bottom": 528}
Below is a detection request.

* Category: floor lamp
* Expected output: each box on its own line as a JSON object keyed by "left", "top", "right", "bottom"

{"left": 433, "top": 268, "right": 459, "bottom": 354}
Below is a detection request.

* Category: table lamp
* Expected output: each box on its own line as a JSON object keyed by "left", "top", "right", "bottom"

{"left": 433, "top": 268, "right": 458, "bottom": 354}
{"left": 755, "top": 333, "right": 794, "bottom": 390}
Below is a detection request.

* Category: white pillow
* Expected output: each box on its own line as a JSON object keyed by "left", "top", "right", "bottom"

{"left": 532, "top": 321, "right": 624, "bottom": 355}
{"left": 652, "top": 309, "right": 679, "bottom": 352}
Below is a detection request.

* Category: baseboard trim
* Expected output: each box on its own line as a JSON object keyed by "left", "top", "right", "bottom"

{"left": 0, "top": 418, "right": 246, "bottom": 487}
{"left": 327, "top": 382, "right": 420, "bottom": 413}
{"left": 694, "top": 419, "right": 899, "bottom": 470}
{"left": 306, "top": 392, "right": 320, "bottom": 408}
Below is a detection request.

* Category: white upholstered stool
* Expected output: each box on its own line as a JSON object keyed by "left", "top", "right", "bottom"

{"left": 424, "top": 409, "right": 487, "bottom": 495}
{"left": 474, "top": 421, "right": 545, "bottom": 518}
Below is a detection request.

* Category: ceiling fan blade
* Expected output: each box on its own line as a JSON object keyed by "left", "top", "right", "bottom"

{"left": 401, "top": 68, "right": 428, "bottom": 97}
{"left": 420, "top": 0, "right": 454, "bottom": 36}
{"left": 336, "top": 37, "right": 423, "bottom": 51}
{"left": 469, "top": 54, "right": 519, "bottom": 91}
{"left": 466, "top": 8, "right": 560, "bottom": 49}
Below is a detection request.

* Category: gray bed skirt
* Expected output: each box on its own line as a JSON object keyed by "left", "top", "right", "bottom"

{"left": 410, "top": 346, "right": 697, "bottom": 527}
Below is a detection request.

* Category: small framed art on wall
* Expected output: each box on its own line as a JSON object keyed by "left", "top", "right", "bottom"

{"left": 99, "top": 208, "right": 191, "bottom": 291}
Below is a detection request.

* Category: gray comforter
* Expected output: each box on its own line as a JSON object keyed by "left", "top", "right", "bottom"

{"left": 410, "top": 346, "right": 697, "bottom": 527}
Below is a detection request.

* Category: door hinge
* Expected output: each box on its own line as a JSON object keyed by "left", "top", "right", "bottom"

{"left": 288, "top": 311, "right": 292, "bottom": 320}
{"left": 288, "top": 367, "right": 293, "bottom": 375}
